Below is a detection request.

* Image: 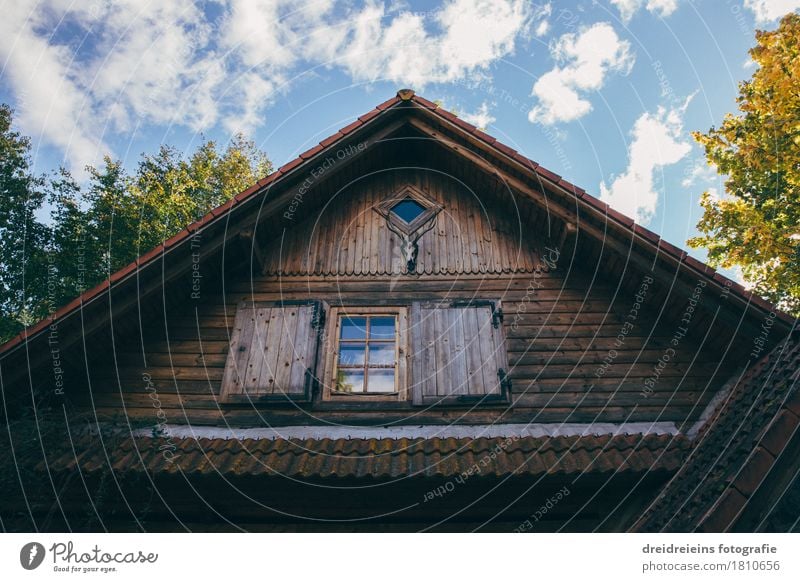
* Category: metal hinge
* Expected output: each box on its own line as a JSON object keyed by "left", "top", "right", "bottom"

{"left": 312, "top": 301, "right": 326, "bottom": 331}
{"left": 498, "top": 368, "right": 512, "bottom": 399}
{"left": 492, "top": 307, "right": 504, "bottom": 329}
{"left": 304, "top": 368, "right": 319, "bottom": 401}
{"left": 449, "top": 299, "right": 503, "bottom": 328}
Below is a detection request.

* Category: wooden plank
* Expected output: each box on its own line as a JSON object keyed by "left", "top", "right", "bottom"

{"left": 449, "top": 308, "right": 469, "bottom": 395}
{"left": 220, "top": 303, "right": 256, "bottom": 396}
{"left": 462, "top": 306, "right": 485, "bottom": 396}
{"left": 116, "top": 352, "right": 228, "bottom": 367}
{"left": 241, "top": 306, "right": 269, "bottom": 393}
{"left": 253, "top": 307, "right": 284, "bottom": 394}
{"left": 474, "top": 305, "right": 498, "bottom": 395}
{"left": 409, "top": 304, "right": 423, "bottom": 405}
{"left": 426, "top": 307, "right": 444, "bottom": 398}
{"left": 274, "top": 306, "right": 301, "bottom": 394}
{"left": 286, "top": 304, "right": 313, "bottom": 395}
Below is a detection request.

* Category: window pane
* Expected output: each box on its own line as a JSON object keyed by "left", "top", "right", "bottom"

{"left": 339, "top": 344, "right": 366, "bottom": 367}
{"left": 370, "top": 316, "right": 396, "bottom": 340}
{"left": 390, "top": 198, "right": 426, "bottom": 223}
{"left": 367, "top": 369, "right": 396, "bottom": 393}
{"left": 340, "top": 316, "right": 367, "bottom": 340}
{"left": 368, "top": 343, "right": 395, "bottom": 366}
{"left": 336, "top": 370, "right": 364, "bottom": 393}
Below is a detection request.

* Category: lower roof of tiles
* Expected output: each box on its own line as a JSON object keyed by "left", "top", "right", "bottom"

{"left": 44, "top": 432, "right": 689, "bottom": 480}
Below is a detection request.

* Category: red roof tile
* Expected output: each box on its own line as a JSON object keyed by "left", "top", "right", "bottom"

{"left": 412, "top": 95, "right": 438, "bottom": 110}
{"left": 358, "top": 109, "right": 382, "bottom": 123}
{"left": 299, "top": 144, "right": 325, "bottom": 160}
{"left": 339, "top": 120, "right": 362, "bottom": 135}
{"left": 278, "top": 157, "right": 304, "bottom": 174}
{"left": 492, "top": 140, "right": 518, "bottom": 159}
{"left": 46, "top": 433, "right": 689, "bottom": 480}
{"left": 473, "top": 129, "right": 496, "bottom": 145}
{"left": 633, "top": 223, "right": 662, "bottom": 245}
{"left": 319, "top": 132, "right": 344, "bottom": 148}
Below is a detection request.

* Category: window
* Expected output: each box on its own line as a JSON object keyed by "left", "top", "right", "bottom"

{"left": 323, "top": 307, "right": 408, "bottom": 401}
{"left": 390, "top": 198, "right": 426, "bottom": 224}
{"left": 375, "top": 184, "right": 441, "bottom": 236}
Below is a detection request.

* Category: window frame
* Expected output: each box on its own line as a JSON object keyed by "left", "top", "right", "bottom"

{"left": 322, "top": 306, "right": 408, "bottom": 402}
{"left": 374, "top": 184, "right": 442, "bottom": 236}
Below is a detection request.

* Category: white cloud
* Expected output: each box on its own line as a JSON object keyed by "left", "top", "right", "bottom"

{"left": 611, "top": 0, "right": 680, "bottom": 23}
{"left": 535, "top": 20, "right": 550, "bottom": 37}
{"left": 528, "top": 22, "right": 634, "bottom": 125}
{"left": 0, "top": 0, "right": 535, "bottom": 170}
{"left": 744, "top": 0, "right": 800, "bottom": 24}
{"left": 744, "top": 0, "right": 800, "bottom": 22}
{"left": 329, "top": 0, "right": 533, "bottom": 86}
{"left": 533, "top": 3, "right": 552, "bottom": 37}
{"left": 599, "top": 99, "right": 692, "bottom": 224}
{"left": 460, "top": 102, "right": 496, "bottom": 128}
{"left": 0, "top": 2, "right": 106, "bottom": 172}
{"left": 681, "top": 157, "right": 718, "bottom": 188}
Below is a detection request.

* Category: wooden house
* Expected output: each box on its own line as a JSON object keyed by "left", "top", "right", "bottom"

{"left": 1, "top": 90, "right": 798, "bottom": 532}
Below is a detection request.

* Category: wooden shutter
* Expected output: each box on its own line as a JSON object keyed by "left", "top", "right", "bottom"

{"left": 410, "top": 301, "right": 509, "bottom": 405}
{"left": 221, "top": 301, "right": 322, "bottom": 402}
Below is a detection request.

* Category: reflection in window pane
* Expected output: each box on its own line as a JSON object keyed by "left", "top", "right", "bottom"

{"left": 367, "top": 369, "right": 396, "bottom": 393}
{"left": 340, "top": 317, "right": 367, "bottom": 340}
{"left": 368, "top": 343, "right": 395, "bottom": 366}
{"left": 339, "top": 344, "right": 366, "bottom": 367}
{"left": 336, "top": 370, "right": 364, "bottom": 393}
{"left": 369, "top": 316, "right": 396, "bottom": 339}
{"left": 390, "top": 198, "right": 426, "bottom": 223}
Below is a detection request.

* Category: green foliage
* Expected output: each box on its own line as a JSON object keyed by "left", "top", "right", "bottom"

{"left": 688, "top": 13, "right": 800, "bottom": 313}
{"left": 0, "top": 104, "right": 50, "bottom": 339}
{"left": 0, "top": 105, "right": 271, "bottom": 341}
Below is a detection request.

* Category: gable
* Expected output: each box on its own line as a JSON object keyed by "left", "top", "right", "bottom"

{"left": 260, "top": 167, "right": 542, "bottom": 276}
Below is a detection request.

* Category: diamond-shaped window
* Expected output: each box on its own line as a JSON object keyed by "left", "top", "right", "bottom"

{"left": 390, "top": 198, "right": 426, "bottom": 224}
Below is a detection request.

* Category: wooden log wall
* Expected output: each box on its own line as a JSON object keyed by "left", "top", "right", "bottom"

{"left": 53, "top": 139, "right": 744, "bottom": 431}
{"left": 72, "top": 269, "right": 735, "bottom": 429}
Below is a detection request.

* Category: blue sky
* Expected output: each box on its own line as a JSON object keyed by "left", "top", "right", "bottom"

{"left": 1, "top": 0, "right": 799, "bottom": 281}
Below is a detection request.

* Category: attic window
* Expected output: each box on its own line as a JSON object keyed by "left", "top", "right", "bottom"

{"left": 390, "top": 198, "right": 426, "bottom": 224}
{"left": 375, "top": 184, "right": 442, "bottom": 237}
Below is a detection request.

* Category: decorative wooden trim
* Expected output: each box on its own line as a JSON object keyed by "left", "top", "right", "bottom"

{"left": 374, "top": 184, "right": 442, "bottom": 236}
{"left": 374, "top": 184, "right": 442, "bottom": 274}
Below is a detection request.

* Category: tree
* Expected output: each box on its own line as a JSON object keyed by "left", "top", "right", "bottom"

{"left": 0, "top": 103, "right": 272, "bottom": 341}
{"left": 0, "top": 105, "right": 49, "bottom": 340}
{"left": 688, "top": 13, "right": 800, "bottom": 313}
{"left": 59, "top": 136, "right": 271, "bottom": 278}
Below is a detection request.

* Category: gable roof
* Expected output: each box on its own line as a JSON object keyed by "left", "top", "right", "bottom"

{"left": 0, "top": 89, "right": 793, "bottom": 361}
